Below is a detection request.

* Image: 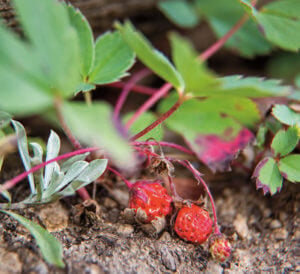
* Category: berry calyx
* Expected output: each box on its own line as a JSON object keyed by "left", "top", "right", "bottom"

{"left": 128, "top": 180, "right": 173, "bottom": 223}
{"left": 174, "top": 204, "right": 213, "bottom": 244}
{"left": 209, "top": 234, "right": 231, "bottom": 262}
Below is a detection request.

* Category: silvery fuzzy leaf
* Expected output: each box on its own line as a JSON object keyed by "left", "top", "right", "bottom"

{"left": 44, "top": 130, "right": 60, "bottom": 188}
{"left": 0, "top": 111, "right": 11, "bottom": 129}
{"left": 53, "top": 160, "right": 88, "bottom": 193}
{"left": 69, "top": 159, "right": 107, "bottom": 190}
{"left": 30, "top": 142, "right": 44, "bottom": 200}
{"left": 12, "top": 120, "right": 35, "bottom": 193}
{"left": 60, "top": 152, "right": 89, "bottom": 172}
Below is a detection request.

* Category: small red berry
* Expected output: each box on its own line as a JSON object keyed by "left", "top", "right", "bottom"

{"left": 174, "top": 204, "right": 213, "bottom": 244}
{"left": 209, "top": 235, "right": 231, "bottom": 262}
{"left": 129, "top": 180, "right": 173, "bottom": 223}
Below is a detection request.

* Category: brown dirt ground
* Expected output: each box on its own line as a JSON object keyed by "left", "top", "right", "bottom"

{"left": 0, "top": 169, "right": 299, "bottom": 274}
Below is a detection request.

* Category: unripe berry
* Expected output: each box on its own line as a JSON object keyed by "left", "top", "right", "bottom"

{"left": 209, "top": 235, "right": 231, "bottom": 262}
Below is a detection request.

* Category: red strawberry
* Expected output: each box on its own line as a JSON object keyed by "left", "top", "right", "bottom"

{"left": 128, "top": 180, "right": 173, "bottom": 223}
{"left": 209, "top": 235, "right": 231, "bottom": 262}
{"left": 174, "top": 204, "right": 213, "bottom": 244}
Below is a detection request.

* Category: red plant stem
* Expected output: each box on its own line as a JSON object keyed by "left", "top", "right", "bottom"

{"left": 107, "top": 167, "right": 133, "bottom": 188}
{"left": 0, "top": 147, "right": 99, "bottom": 195}
{"left": 199, "top": 15, "right": 248, "bottom": 61}
{"left": 54, "top": 99, "right": 82, "bottom": 150}
{"left": 126, "top": 83, "right": 172, "bottom": 129}
{"left": 114, "top": 69, "right": 151, "bottom": 121}
{"left": 177, "top": 160, "right": 220, "bottom": 234}
{"left": 132, "top": 146, "right": 159, "bottom": 158}
{"left": 131, "top": 141, "right": 194, "bottom": 155}
{"left": 130, "top": 99, "right": 182, "bottom": 141}
{"left": 108, "top": 82, "right": 157, "bottom": 96}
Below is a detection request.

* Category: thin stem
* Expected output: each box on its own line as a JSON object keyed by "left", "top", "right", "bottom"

{"left": 54, "top": 98, "right": 82, "bottom": 150}
{"left": 0, "top": 147, "right": 99, "bottom": 195}
{"left": 108, "top": 167, "right": 133, "bottom": 188}
{"left": 84, "top": 91, "right": 92, "bottom": 106}
{"left": 108, "top": 82, "right": 157, "bottom": 96}
{"left": 199, "top": 15, "right": 248, "bottom": 61}
{"left": 114, "top": 69, "right": 150, "bottom": 121}
{"left": 130, "top": 99, "right": 182, "bottom": 141}
{"left": 177, "top": 160, "right": 220, "bottom": 234}
{"left": 132, "top": 141, "right": 194, "bottom": 155}
{"left": 126, "top": 83, "right": 172, "bottom": 129}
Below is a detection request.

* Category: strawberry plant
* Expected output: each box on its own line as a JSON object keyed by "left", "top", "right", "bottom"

{"left": 0, "top": 0, "right": 299, "bottom": 269}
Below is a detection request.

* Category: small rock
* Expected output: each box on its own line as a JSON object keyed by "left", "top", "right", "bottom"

{"left": 274, "top": 228, "right": 288, "bottom": 240}
{"left": 117, "top": 224, "right": 134, "bottom": 237}
{"left": 263, "top": 208, "right": 272, "bottom": 218}
{"left": 279, "top": 212, "right": 288, "bottom": 222}
{"left": 234, "top": 249, "right": 252, "bottom": 268}
{"left": 38, "top": 201, "right": 68, "bottom": 232}
{"left": 160, "top": 245, "right": 177, "bottom": 271}
{"left": 294, "top": 229, "right": 300, "bottom": 240}
{"left": 159, "top": 231, "right": 172, "bottom": 242}
{"left": 205, "top": 261, "right": 223, "bottom": 274}
{"left": 233, "top": 214, "right": 249, "bottom": 239}
{"left": 0, "top": 248, "right": 22, "bottom": 274}
{"left": 103, "top": 197, "right": 118, "bottom": 209}
{"left": 269, "top": 219, "right": 282, "bottom": 229}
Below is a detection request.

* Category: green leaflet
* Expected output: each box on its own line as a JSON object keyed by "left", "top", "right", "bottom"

{"left": 271, "top": 127, "right": 299, "bottom": 157}
{"left": 61, "top": 101, "right": 136, "bottom": 170}
{"left": 241, "top": 0, "right": 300, "bottom": 51}
{"left": 252, "top": 157, "right": 283, "bottom": 195}
{"left": 158, "top": 0, "right": 200, "bottom": 28}
{"left": 169, "top": 33, "right": 219, "bottom": 94}
{"left": 278, "top": 154, "right": 300, "bottom": 183}
{"left": 116, "top": 21, "right": 185, "bottom": 91}
{"left": 13, "top": 0, "right": 81, "bottom": 97}
{"left": 88, "top": 31, "right": 135, "bottom": 85}
{"left": 0, "top": 210, "right": 65, "bottom": 267}
{"left": 196, "top": 0, "right": 272, "bottom": 57}
{"left": 159, "top": 95, "right": 254, "bottom": 172}
{"left": 66, "top": 4, "right": 94, "bottom": 78}
{"left": 272, "top": 105, "right": 300, "bottom": 126}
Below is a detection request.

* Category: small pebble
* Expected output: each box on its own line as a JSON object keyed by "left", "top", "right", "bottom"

{"left": 160, "top": 245, "right": 177, "bottom": 271}
{"left": 117, "top": 224, "right": 134, "bottom": 237}
{"left": 274, "top": 228, "right": 288, "bottom": 240}
{"left": 159, "top": 231, "right": 172, "bottom": 242}
{"left": 205, "top": 261, "right": 223, "bottom": 274}
{"left": 103, "top": 197, "right": 118, "bottom": 209}
{"left": 263, "top": 208, "right": 272, "bottom": 218}
{"left": 269, "top": 219, "right": 282, "bottom": 229}
{"left": 233, "top": 214, "right": 249, "bottom": 239}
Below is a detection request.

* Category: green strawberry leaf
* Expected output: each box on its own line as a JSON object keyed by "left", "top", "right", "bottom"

{"left": 61, "top": 101, "right": 136, "bottom": 170}
{"left": 195, "top": 0, "right": 272, "bottom": 57}
{"left": 271, "top": 127, "right": 299, "bottom": 157}
{"left": 0, "top": 210, "right": 65, "bottom": 267}
{"left": 189, "top": 75, "right": 291, "bottom": 97}
{"left": 272, "top": 105, "right": 300, "bottom": 126}
{"left": 13, "top": 0, "right": 81, "bottom": 97}
{"left": 252, "top": 157, "right": 283, "bottom": 195}
{"left": 278, "top": 154, "right": 300, "bottom": 183}
{"left": 159, "top": 96, "right": 254, "bottom": 172}
{"left": 158, "top": 0, "right": 200, "bottom": 28}
{"left": 123, "top": 111, "right": 164, "bottom": 141}
{"left": 241, "top": 0, "right": 300, "bottom": 51}
{"left": 88, "top": 31, "right": 135, "bottom": 85}
{"left": 169, "top": 32, "right": 219, "bottom": 94}
{"left": 115, "top": 21, "right": 184, "bottom": 91}
{"left": 66, "top": 4, "right": 94, "bottom": 78}
{"left": 255, "top": 124, "right": 268, "bottom": 148}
